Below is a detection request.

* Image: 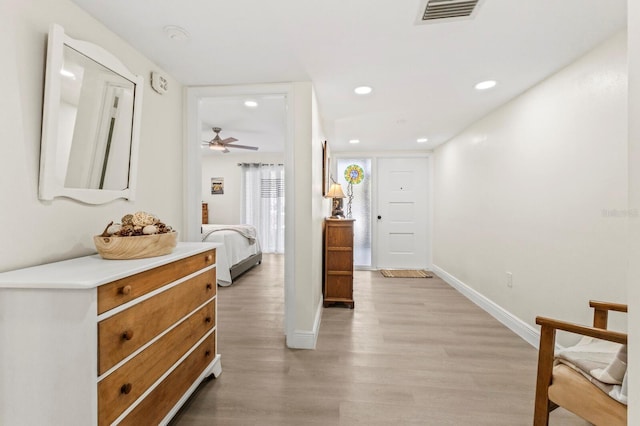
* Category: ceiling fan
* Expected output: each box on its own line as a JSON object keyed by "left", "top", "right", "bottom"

{"left": 202, "top": 127, "right": 258, "bottom": 153}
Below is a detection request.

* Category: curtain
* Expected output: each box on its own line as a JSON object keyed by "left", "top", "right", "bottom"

{"left": 241, "top": 163, "right": 285, "bottom": 253}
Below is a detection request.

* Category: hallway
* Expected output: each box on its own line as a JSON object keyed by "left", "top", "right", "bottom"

{"left": 172, "top": 254, "right": 586, "bottom": 425}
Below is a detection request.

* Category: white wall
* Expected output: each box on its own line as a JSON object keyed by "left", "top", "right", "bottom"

{"left": 311, "top": 88, "right": 329, "bottom": 328}
{"left": 0, "top": 0, "right": 184, "bottom": 272}
{"left": 433, "top": 32, "right": 628, "bottom": 345}
{"left": 201, "top": 152, "right": 284, "bottom": 224}
{"left": 291, "top": 83, "right": 326, "bottom": 337}
{"left": 627, "top": 0, "right": 639, "bottom": 421}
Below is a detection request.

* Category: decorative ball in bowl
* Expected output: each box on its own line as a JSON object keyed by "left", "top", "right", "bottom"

{"left": 94, "top": 212, "right": 177, "bottom": 260}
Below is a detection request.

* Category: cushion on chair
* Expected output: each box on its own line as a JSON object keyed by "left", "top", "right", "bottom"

{"left": 555, "top": 337, "right": 627, "bottom": 404}
{"left": 549, "top": 364, "right": 627, "bottom": 426}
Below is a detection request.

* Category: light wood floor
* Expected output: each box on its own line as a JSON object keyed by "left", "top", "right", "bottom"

{"left": 171, "top": 254, "right": 588, "bottom": 425}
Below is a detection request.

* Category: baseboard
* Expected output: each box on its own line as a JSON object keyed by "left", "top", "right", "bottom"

{"left": 286, "top": 297, "right": 323, "bottom": 349}
{"left": 432, "top": 264, "right": 542, "bottom": 349}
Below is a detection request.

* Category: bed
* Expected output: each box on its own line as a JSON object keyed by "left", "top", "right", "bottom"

{"left": 201, "top": 224, "right": 262, "bottom": 286}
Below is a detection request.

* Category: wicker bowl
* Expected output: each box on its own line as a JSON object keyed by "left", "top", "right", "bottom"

{"left": 93, "top": 231, "right": 178, "bottom": 260}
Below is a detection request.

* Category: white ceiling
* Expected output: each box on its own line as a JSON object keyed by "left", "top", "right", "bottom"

{"left": 71, "top": 0, "right": 626, "bottom": 153}
{"left": 199, "top": 95, "right": 286, "bottom": 155}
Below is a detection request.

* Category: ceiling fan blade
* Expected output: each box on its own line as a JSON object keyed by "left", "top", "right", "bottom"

{"left": 227, "top": 144, "right": 259, "bottom": 151}
{"left": 222, "top": 148, "right": 230, "bottom": 153}
{"left": 220, "top": 137, "right": 238, "bottom": 145}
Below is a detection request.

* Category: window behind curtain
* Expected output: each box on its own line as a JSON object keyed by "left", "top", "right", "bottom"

{"left": 241, "top": 163, "right": 285, "bottom": 253}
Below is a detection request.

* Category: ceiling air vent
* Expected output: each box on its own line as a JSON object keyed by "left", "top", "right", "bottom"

{"left": 415, "top": 0, "right": 484, "bottom": 25}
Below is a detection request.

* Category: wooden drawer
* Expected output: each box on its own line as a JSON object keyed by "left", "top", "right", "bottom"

{"left": 97, "top": 250, "right": 216, "bottom": 314}
{"left": 98, "top": 301, "right": 215, "bottom": 425}
{"left": 326, "top": 249, "right": 353, "bottom": 271}
{"left": 326, "top": 274, "right": 353, "bottom": 299}
{"left": 326, "top": 227, "right": 353, "bottom": 248}
{"left": 98, "top": 269, "right": 216, "bottom": 375}
{"left": 119, "top": 332, "right": 216, "bottom": 426}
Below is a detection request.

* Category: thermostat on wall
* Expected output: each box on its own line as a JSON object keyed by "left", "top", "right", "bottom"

{"left": 151, "top": 71, "right": 168, "bottom": 94}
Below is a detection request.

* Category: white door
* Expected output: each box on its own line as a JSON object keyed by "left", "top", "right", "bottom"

{"left": 376, "top": 157, "right": 430, "bottom": 269}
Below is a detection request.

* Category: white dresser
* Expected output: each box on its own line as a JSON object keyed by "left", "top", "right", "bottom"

{"left": 0, "top": 242, "right": 222, "bottom": 425}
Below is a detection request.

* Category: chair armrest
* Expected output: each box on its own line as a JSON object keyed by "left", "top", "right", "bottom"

{"left": 536, "top": 316, "right": 627, "bottom": 345}
{"left": 589, "top": 300, "right": 627, "bottom": 329}
{"left": 533, "top": 314, "right": 627, "bottom": 425}
{"left": 589, "top": 300, "right": 628, "bottom": 313}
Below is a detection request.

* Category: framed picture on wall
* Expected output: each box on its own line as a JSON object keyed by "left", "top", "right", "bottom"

{"left": 322, "top": 140, "right": 331, "bottom": 196}
{"left": 211, "top": 177, "right": 224, "bottom": 195}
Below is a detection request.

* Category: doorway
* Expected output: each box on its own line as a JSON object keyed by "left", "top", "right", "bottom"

{"left": 198, "top": 95, "right": 286, "bottom": 252}
{"left": 376, "top": 157, "right": 430, "bottom": 269}
{"left": 185, "top": 83, "right": 295, "bottom": 340}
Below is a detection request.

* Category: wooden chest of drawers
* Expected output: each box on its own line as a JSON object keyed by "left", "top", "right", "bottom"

{"left": 323, "top": 218, "right": 355, "bottom": 308}
{"left": 202, "top": 202, "right": 209, "bottom": 224}
{"left": 0, "top": 243, "right": 221, "bottom": 426}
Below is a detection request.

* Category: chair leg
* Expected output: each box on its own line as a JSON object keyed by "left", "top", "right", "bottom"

{"left": 533, "top": 325, "right": 556, "bottom": 426}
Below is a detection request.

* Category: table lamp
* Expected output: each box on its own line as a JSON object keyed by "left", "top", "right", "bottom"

{"left": 326, "top": 183, "right": 346, "bottom": 218}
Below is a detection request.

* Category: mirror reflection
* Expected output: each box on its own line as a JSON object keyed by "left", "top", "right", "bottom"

{"left": 59, "top": 45, "right": 134, "bottom": 191}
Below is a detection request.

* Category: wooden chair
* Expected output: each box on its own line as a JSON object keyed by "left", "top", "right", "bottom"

{"left": 533, "top": 300, "right": 628, "bottom": 426}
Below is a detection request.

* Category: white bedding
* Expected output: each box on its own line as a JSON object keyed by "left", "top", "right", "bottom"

{"left": 201, "top": 224, "right": 261, "bottom": 286}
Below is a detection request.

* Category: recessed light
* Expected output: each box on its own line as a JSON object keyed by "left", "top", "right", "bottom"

{"left": 244, "top": 100, "right": 258, "bottom": 108}
{"left": 417, "top": 138, "right": 428, "bottom": 143}
{"left": 349, "top": 139, "right": 360, "bottom": 144}
{"left": 354, "top": 86, "right": 372, "bottom": 95}
{"left": 475, "top": 80, "right": 497, "bottom": 90}
{"left": 163, "top": 25, "right": 190, "bottom": 41}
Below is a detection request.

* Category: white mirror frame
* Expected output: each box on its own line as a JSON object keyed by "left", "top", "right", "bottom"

{"left": 39, "top": 24, "right": 143, "bottom": 204}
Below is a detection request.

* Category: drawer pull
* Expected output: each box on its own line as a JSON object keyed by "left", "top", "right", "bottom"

{"left": 120, "top": 383, "right": 132, "bottom": 395}
{"left": 205, "top": 254, "right": 213, "bottom": 262}
{"left": 205, "top": 350, "right": 211, "bottom": 357}
{"left": 119, "top": 285, "right": 132, "bottom": 296}
{"left": 205, "top": 316, "right": 212, "bottom": 323}
{"left": 206, "top": 283, "right": 213, "bottom": 291}
{"left": 122, "top": 330, "right": 134, "bottom": 341}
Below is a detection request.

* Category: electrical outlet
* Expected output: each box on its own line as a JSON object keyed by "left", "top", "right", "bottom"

{"left": 506, "top": 272, "right": 513, "bottom": 288}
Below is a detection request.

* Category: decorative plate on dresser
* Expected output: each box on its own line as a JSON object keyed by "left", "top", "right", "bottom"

{"left": 0, "top": 242, "right": 222, "bottom": 425}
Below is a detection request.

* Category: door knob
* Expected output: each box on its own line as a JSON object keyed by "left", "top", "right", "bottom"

{"left": 377, "top": 215, "right": 382, "bottom": 220}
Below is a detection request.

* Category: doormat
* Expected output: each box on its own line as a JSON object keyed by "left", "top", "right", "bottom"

{"left": 380, "top": 269, "right": 433, "bottom": 278}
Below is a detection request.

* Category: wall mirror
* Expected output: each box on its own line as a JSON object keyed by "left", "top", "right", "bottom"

{"left": 39, "top": 24, "right": 143, "bottom": 204}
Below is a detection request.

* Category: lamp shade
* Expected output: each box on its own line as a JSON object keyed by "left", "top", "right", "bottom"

{"left": 326, "top": 183, "right": 346, "bottom": 198}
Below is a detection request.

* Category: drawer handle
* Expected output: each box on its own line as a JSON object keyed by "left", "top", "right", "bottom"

{"left": 205, "top": 350, "right": 211, "bottom": 357}
{"left": 120, "top": 383, "right": 132, "bottom": 395}
{"left": 206, "top": 283, "right": 213, "bottom": 291}
{"left": 119, "top": 285, "right": 132, "bottom": 296}
{"left": 205, "top": 254, "right": 213, "bottom": 262}
{"left": 122, "top": 330, "right": 134, "bottom": 341}
{"left": 205, "top": 316, "right": 212, "bottom": 324}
